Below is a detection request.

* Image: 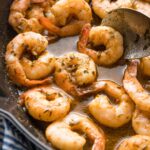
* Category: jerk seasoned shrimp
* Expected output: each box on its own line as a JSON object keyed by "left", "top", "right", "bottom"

{"left": 116, "top": 135, "right": 150, "bottom": 150}
{"left": 39, "top": 0, "right": 92, "bottom": 37}
{"left": 92, "top": 0, "right": 133, "bottom": 18}
{"left": 132, "top": 107, "right": 150, "bottom": 136}
{"left": 5, "top": 32, "right": 55, "bottom": 87}
{"left": 89, "top": 80, "right": 134, "bottom": 128}
{"left": 140, "top": 56, "right": 150, "bottom": 77}
{"left": 54, "top": 52, "right": 97, "bottom": 97}
{"left": 46, "top": 113, "right": 105, "bottom": 150}
{"left": 123, "top": 60, "right": 150, "bottom": 112}
{"left": 20, "top": 86, "right": 71, "bottom": 122}
{"left": 77, "top": 24, "right": 124, "bottom": 66}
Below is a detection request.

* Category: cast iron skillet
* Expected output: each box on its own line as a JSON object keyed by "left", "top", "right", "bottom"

{"left": 0, "top": 0, "right": 54, "bottom": 149}
{"left": 1, "top": 1, "right": 150, "bottom": 150}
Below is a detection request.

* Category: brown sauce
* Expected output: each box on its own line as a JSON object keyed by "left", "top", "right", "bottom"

{"left": 47, "top": 36, "right": 135, "bottom": 150}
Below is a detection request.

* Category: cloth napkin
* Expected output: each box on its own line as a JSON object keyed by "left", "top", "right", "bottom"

{"left": 0, "top": 117, "right": 41, "bottom": 150}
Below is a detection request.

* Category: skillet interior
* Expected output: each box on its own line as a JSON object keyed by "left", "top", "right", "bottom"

{"left": 0, "top": 1, "right": 137, "bottom": 150}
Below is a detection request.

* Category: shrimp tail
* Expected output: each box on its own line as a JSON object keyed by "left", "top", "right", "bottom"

{"left": 18, "top": 97, "right": 25, "bottom": 106}
{"left": 89, "top": 127, "right": 105, "bottom": 150}
{"left": 31, "top": 0, "right": 46, "bottom": 3}
{"left": 39, "top": 17, "right": 60, "bottom": 35}
{"left": 24, "top": 76, "right": 53, "bottom": 87}
{"left": 92, "top": 138, "right": 105, "bottom": 150}
{"left": 126, "top": 60, "right": 139, "bottom": 77}
{"left": 77, "top": 23, "right": 91, "bottom": 51}
{"left": 77, "top": 81, "right": 106, "bottom": 96}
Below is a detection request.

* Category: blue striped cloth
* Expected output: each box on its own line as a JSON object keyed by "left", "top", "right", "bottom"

{"left": 0, "top": 117, "right": 41, "bottom": 150}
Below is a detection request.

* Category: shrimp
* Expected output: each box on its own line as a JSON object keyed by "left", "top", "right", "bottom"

{"left": 20, "top": 51, "right": 55, "bottom": 80}
{"left": 132, "top": 0, "right": 150, "bottom": 18}
{"left": 46, "top": 113, "right": 105, "bottom": 150}
{"left": 123, "top": 60, "right": 150, "bottom": 112}
{"left": 9, "top": 0, "right": 43, "bottom": 33}
{"left": 77, "top": 24, "right": 124, "bottom": 66}
{"left": 39, "top": 0, "right": 92, "bottom": 37}
{"left": 92, "top": 0, "right": 150, "bottom": 19}
{"left": 31, "top": 0, "right": 46, "bottom": 3}
{"left": 132, "top": 107, "right": 150, "bottom": 136}
{"left": 20, "top": 86, "right": 71, "bottom": 122}
{"left": 92, "top": 0, "right": 133, "bottom": 19}
{"left": 140, "top": 56, "right": 150, "bottom": 77}
{"left": 144, "top": 0, "right": 150, "bottom": 2}
{"left": 54, "top": 52, "right": 97, "bottom": 97}
{"left": 116, "top": 135, "right": 150, "bottom": 150}
{"left": 8, "top": 0, "right": 55, "bottom": 33}
{"left": 88, "top": 80, "right": 134, "bottom": 128}
{"left": 5, "top": 32, "right": 54, "bottom": 87}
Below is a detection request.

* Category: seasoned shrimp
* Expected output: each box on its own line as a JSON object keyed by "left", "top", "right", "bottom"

{"left": 5, "top": 32, "right": 54, "bottom": 87}
{"left": 20, "top": 51, "right": 55, "bottom": 80}
{"left": 132, "top": 107, "right": 150, "bottom": 136}
{"left": 54, "top": 52, "right": 97, "bottom": 97}
{"left": 8, "top": 0, "right": 55, "bottom": 33}
{"left": 20, "top": 86, "right": 71, "bottom": 122}
{"left": 142, "top": 0, "right": 150, "bottom": 2}
{"left": 132, "top": 0, "right": 150, "bottom": 18}
{"left": 140, "top": 56, "right": 150, "bottom": 77}
{"left": 116, "top": 135, "right": 150, "bottom": 150}
{"left": 39, "top": 0, "right": 92, "bottom": 37}
{"left": 9, "top": 0, "right": 43, "bottom": 33}
{"left": 92, "top": 0, "right": 133, "bottom": 18}
{"left": 89, "top": 80, "right": 134, "bottom": 128}
{"left": 123, "top": 60, "right": 150, "bottom": 112}
{"left": 46, "top": 113, "right": 105, "bottom": 150}
{"left": 31, "top": 0, "right": 46, "bottom": 3}
{"left": 77, "top": 24, "right": 124, "bottom": 66}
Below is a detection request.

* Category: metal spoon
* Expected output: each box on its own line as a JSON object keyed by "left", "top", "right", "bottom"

{"left": 101, "top": 8, "right": 150, "bottom": 59}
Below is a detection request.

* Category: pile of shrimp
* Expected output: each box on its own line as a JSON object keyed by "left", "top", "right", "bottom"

{"left": 5, "top": 0, "right": 150, "bottom": 149}
{"left": 92, "top": 0, "right": 150, "bottom": 19}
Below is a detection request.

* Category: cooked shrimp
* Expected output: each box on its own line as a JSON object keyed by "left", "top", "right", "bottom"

{"left": 20, "top": 51, "right": 55, "bottom": 80}
{"left": 116, "top": 135, "right": 150, "bottom": 150}
{"left": 20, "top": 86, "right": 71, "bottom": 122}
{"left": 39, "top": 0, "right": 92, "bottom": 37}
{"left": 132, "top": 0, "right": 150, "bottom": 18}
{"left": 5, "top": 32, "right": 54, "bottom": 87}
{"left": 123, "top": 60, "right": 150, "bottom": 112}
{"left": 26, "top": 5, "right": 44, "bottom": 19}
{"left": 142, "top": 0, "right": 150, "bottom": 2}
{"left": 77, "top": 24, "right": 124, "bottom": 66}
{"left": 46, "top": 113, "right": 105, "bottom": 150}
{"left": 31, "top": 0, "right": 46, "bottom": 3}
{"left": 89, "top": 80, "right": 134, "bottom": 128}
{"left": 9, "top": 0, "right": 43, "bottom": 33}
{"left": 54, "top": 52, "right": 97, "bottom": 97}
{"left": 140, "top": 56, "right": 150, "bottom": 77}
{"left": 132, "top": 107, "right": 150, "bottom": 136}
{"left": 8, "top": 0, "right": 55, "bottom": 33}
{"left": 92, "top": 0, "right": 133, "bottom": 18}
